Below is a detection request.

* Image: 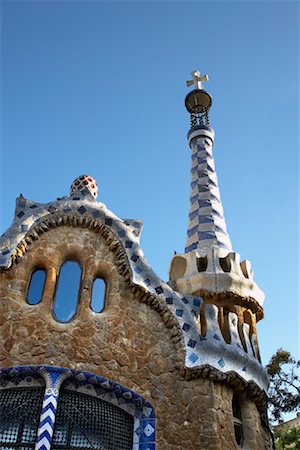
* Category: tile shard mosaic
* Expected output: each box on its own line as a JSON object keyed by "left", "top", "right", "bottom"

{"left": 185, "top": 128, "right": 232, "bottom": 254}
{"left": 169, "top": 126, "right": 265, "bottom": 307}
{"left": 0, "top": 365, "right": 155, "bottom": 450}
{"left": 0, "top": 186, "right": 268, "bottom": 393}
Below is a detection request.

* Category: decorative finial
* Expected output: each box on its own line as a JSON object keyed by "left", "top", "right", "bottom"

{"left": 186, "top": 70, "right": 209, "bottom": 91}
{"left": 70, "top": 175, "right": 98, "bottom": 199}
{"left": 185, "top": 69, "right": 212, "bottom": 129}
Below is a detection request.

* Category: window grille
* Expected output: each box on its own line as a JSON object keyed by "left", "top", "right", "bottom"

{"left": 52, "top": 388, "right": 134, "bottom": 450}
{"left": 0, "top": 387, "right": 44, "bottom": 450}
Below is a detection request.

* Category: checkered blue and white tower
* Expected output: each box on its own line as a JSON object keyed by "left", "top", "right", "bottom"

{"left": 169, "top": 71, "right": 264, "bottom": 306}
{"left": 185, "top": 71, "right": 232, "bottom": 254}
{"left": 185, "top": 124, "right": 232, "bottom": 254}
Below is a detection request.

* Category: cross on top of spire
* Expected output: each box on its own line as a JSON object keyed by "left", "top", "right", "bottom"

{"left": 186, "top": 70, "right": 209, "bottom": 90}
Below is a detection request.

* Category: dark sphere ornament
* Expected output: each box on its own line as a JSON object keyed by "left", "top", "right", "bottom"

{"left": 185, "top": 89, "right": 212, "bottom": 114}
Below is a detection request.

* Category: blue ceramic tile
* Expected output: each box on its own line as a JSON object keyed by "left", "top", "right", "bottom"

{"left": 175, "top": 309, "right": 183, "bottom": 317}
{"left": 198, "top": 231, "right": 216, "bottom": 241}
{"left": 155, "top": 286, "right": 163, "bottom": 295}
{"left": 198, "top": 199, "right": 212, "bottom": 208}
{"left": 218, "top": 358, "right": 225, "bottom": 368}
{"left": 139, "top": 443, "right": 155, "bottom": 450}
{"left": 139, "top": 420, "right": 155, "bottom": 443}
{"left": 78, "top": 206, "right": 87, "bottom": 215}
{"left": 190, "top": 194, "right": 198, "bottom": 204}
{"left": 185, "top": 242, "right": 197, "bottom": 253}
{"left": 193, "top": 298, "right": 201, "bottom": 307}
{"left": 189, "top": 353, "right": 199, "bottom": 363}
{"left": 0, "top": 256, "right": 7, "bottom": 265}
{"left": 189, "top": 209, "right": 198, "bottom": 221}
{"left": 187, "top": 226, "right": 198, "bottom": 238}
{"left": 182, "top": 323, "right": 190, "bottom": 332}
{"left": 48, "top": 205, "right": 57, "bottom": 213}
{"left": 188, "top": 339, "right": 196, "bottom": 348}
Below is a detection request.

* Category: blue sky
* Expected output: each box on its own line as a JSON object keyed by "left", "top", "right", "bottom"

{"left": 1, "top": 1, "right": 299, "bottom": 365}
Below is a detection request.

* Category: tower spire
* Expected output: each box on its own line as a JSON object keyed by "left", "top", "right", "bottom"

{"left": 169, "top": 70, "right": 264, "bottom": 308}
{"left": 184, "top": 70, "right": 232, "bottom": 254}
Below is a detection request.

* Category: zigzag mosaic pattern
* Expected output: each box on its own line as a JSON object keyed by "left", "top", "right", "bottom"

{"left": 185, "top": 130, "right": 232, "bottom": 253}
{"left": 0, "top": 366, "right": 156, "bottom": 450}
{"left": 35, "top": 371, "right": 65, "bottom": 450}
{"left": 35, "top": 391, "right": 58, "bottom": 450}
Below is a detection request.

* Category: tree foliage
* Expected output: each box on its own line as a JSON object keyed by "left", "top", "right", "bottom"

{"left": 267, "top": 348, "right": 300, "bottom": 423}
{"left": 274, "top": 426, "right": 300, "bottom": 450}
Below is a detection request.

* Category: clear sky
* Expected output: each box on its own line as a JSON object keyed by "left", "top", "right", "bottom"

{"left": 1, "top": 0, "right": 299, "bottom": 365}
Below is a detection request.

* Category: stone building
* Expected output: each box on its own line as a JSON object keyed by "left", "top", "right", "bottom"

{"left": 0, "top": 74, "right": 273, "bottom": 449}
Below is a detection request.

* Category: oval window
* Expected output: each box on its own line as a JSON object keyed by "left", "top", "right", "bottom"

{"left": 27, "top": 269, "right": 46, "bottom": 305}
{"left": 91, "top": 278, "right": 106, "bottom": 313}
{"left": 53, "top": 261, "right": 81, "bottom": 322}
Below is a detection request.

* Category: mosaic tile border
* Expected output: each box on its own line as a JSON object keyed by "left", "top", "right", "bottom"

{"left": 0, "top": 192, "right": 268, "bottom": 393}
{"left": 0, "top": 366, "right": 156, "bottom": 450}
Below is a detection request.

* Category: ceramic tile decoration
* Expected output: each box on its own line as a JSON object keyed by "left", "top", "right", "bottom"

{"left": 0, "top": 181, "right": 269, "bottom": 393}
{"left": 0, "top": 72, "right": 272, "bottom": 448}
{"left": 185, "top": 130, "right": 232, "bottom": 254}
{"left": 0, "top": 366, "right": 156, "bottom": 450}
{"left": 70, "top": 175, "right": 99, "bottom": 199}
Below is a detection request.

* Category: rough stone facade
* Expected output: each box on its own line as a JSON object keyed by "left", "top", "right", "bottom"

{"left": 0, "top": 223, "right": 272, "bottom": 449}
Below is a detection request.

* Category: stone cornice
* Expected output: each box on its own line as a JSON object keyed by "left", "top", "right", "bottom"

{"left": 196, "top": 289, "right": 264, "bottom": 321}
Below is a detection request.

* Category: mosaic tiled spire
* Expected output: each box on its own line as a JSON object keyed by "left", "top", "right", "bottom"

{"left": 185, "top": 128, "right": 232, "bottom": 253}
{"left": 184, "top": 72, "right": 232, "bottom": 254}
{"left": 169, "top": 72, "right": 265, "bottom": 306}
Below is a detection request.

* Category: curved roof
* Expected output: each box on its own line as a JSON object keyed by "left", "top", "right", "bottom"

{"left": 0, "top": 189, "right": 269, "bottom": 394}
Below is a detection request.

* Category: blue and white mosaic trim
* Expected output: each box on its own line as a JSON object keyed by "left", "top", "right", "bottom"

{"left": 0, "top": 189, "right": 268, "bottom": 392}
{"left": 36, "top": 371, "right": 67, "bottom": 450}
{"left": 185, "top": 127, "right": 232, "bottom": 254}
{"left": 0, "top": 366, "right": 156, "bottom": 450}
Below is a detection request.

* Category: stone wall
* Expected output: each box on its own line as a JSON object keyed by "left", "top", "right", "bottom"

{"left": 0, "top": 225, "right": 272, "bottom": 449}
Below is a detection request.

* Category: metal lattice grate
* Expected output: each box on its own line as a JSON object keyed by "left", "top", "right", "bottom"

{"left": 0, "top": 387, "right": 44, "bottom": 450}
{"left": 52, "top": 389, "right": 134, "bottom": 450}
